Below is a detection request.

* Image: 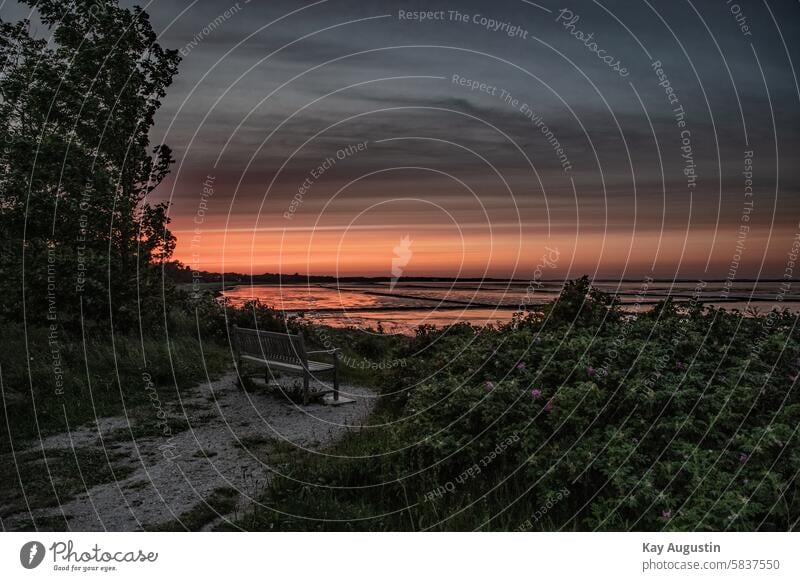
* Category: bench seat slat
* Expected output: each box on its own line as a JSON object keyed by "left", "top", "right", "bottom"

{"left": 240, "top": 354, "right": 334, "bottom": 373}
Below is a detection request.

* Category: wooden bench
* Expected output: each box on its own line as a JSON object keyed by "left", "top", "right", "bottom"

{"left": 231, "top": 325, "right": 339, "bottom": 405}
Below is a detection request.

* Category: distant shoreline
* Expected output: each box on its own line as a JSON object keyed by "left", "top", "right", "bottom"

{"left": 193, "top": 276, "right": 800, "bottom": 285}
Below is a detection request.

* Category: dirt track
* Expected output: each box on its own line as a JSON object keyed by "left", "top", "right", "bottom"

{"left": 1, "top": 373, "right": 375, "bottom": 531}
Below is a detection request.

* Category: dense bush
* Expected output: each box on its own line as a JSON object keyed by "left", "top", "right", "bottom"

{"left": 249, "top": 283, "right": 800, "bottom": 531}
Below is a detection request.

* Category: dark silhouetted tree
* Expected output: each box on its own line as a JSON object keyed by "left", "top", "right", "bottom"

{"left": 0, "top": 0, "right": 180, "bottom": 330}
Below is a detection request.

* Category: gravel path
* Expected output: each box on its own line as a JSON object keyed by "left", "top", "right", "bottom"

{"left": 2, "top": 373, "right": 376, "bottom": 531}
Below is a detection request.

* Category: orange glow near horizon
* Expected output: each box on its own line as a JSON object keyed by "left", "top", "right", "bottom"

{"left": 170, "top": 219, "right": 794, "bottom": 279}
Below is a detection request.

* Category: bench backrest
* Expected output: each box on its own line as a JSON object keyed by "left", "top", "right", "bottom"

{"left": 232, "top": 325, "right": 306, "bottom": 365}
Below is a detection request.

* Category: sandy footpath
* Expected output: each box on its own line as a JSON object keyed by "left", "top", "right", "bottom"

{"left": 2, "top": 373, "right": 376, "bottom": 531}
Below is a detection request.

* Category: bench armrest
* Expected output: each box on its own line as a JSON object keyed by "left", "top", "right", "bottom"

{"left": 306, "top": 348, "right": 341, "bottom": 355}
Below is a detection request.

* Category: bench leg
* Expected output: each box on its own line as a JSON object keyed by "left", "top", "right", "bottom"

{"left": 333, "top": 350, "right": 340, "bottom": 401}
{"left": 333, "top": 369, "right": 339, "bottom": 402}
{"left": 303, "top": 372, "right": 310, "bottom": 406}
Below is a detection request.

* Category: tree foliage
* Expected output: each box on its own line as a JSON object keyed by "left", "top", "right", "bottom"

{"left": 0, "top": 0, "right": 180, "bottom": 328}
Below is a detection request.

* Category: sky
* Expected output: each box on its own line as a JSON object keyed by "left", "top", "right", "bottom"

{"left": 4, "top": 0, "right": 800, "bottom": 279}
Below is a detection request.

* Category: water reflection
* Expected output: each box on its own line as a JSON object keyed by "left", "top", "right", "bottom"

{"left": 221, "top": 281, "right": 800, "bottom": 335}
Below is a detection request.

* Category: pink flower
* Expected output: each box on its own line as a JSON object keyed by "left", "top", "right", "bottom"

{"left": 544, "top": 399, "right": 554, "bottom": 412}
{"left": 676, "top": 361, "right": 686, "bottom": 370}
{"left": 586, "top": 366, "right": 596, "bottom": 377}
{"left": 739, "top": 452, "right": 748, "bottom": 464}
{"left": 516, "top": 362, "right": 526, "bottom": 371}
{"left": 531, "top": 388, "right": 542, "bottom": 400}
{"left": 485, "top": 381, "right": 495, "bottom": 391}
{"left": 661, "top": 509, "right": 672, "bottom": 519}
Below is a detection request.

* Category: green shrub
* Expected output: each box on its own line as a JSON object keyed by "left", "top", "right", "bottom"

{"left": 246, "top": 283, "right": 800, "bottom": 531}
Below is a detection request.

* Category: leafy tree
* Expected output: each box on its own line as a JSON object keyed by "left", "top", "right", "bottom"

{"left": 0, "top": 0, "right": 180, "bottom": 329}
